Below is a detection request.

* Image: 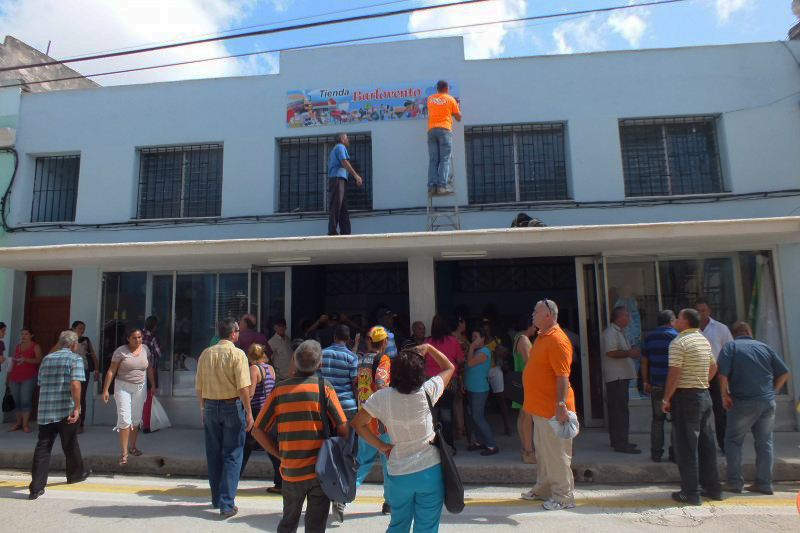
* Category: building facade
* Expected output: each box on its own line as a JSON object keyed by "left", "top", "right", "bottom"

{"left": 1, "top": 37, "right": 798, "bottom": 430}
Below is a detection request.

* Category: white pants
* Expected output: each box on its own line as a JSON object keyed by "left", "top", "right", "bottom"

{"left": 530, "top": 414, "right": 575, "bottom": 504}
{"left": 114, "top": 380, "right": 146, "bottom": 431}
{"left": 488, "top": 365, "right": 504, "bottom": 393}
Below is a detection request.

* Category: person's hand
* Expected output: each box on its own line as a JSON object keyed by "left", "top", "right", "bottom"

{"left": 150, "top": 387, "right": 157, "bottom": 398}
{"left": 200, "top": 408, "right": 204, "bottom": 424}
{"left": 470, "top": 337, "right": 483, "bottom": 349}
{"left": 722, "top": 394, "right": 733, "bottom": 410}
{"left": 102, "top": 391, "right": 109, "bottom": 403}
{"left": 245, "top": 413, "right": 254, "bottom": 432}
{"left": 355, "top": 175, "right": 363, "bottom": 187}
{"left": 377, "top": 440, "right": 394, "bottom": 458}
{"left": 643, "top": 382, "right": 651, "bottom": 394}
{"left": 556, "top": 403, "right": 568, "bottom": 424}
{"left": 319, "top": 314, "right": 329, "bottom": 324}
{"left": 661, "top": 400, "right": 671, "bottom": 414}
{"left": 417, "top": 343, "right": 431, "bottom": 354}
{"left": 629, "top": 348, "right": 641, "bottom": 360}
{"left": 67, "top": 409, "right": 80, "bottom": 424}
{"left": 0, "top": 356, "right": 4, "bottom": 364}
{"left": 352, "top": 333, "right": 361, "bottom": 350}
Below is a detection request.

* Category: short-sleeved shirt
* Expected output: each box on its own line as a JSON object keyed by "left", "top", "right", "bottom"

{"left": 318, "top": 343, "right": 358, "bottom": 412}
{"left": 268, "top": 333, "right": 293, "bottom": 382}
{"left": 426, "top": 93, "right": 460, "bottom": 131}
{"left": 112, "top": 344, "right": 151, "bottom": 384}
{"left": 716, "top": 336, "right": 789, "bottom": 401}
{"left": 641, "top": 327, "right": 678, "bottom": 387}
{"left": 142, "top": 329, "right": 162, "bottom": 368}
{"left": 669, "top": 329, "right": 713, "bottom": 389}
{"left": 8, "top": 343, "right": 40, "bottom": 383}
{"left": 424, "top": 335, "right": 464, "bottom": 378}
{"left": 195, "top": 339, "right": 251, "bottom": 399}
{"left": 384, "top": 331, "right": 398, "bottom": 358}
{"left": 235, "top": 329, "right": 272, "bottom": 356}
{"left": 464, "top": 347, "right": 491, "bottom": 393}
{"left": 255, "top": 375, "right": 346, "bottom": 482}
{"left": 362, "top": 376, "right": 444, "bottom": 476}
{"left": 522, "top": 324, "right": 575, "bottom": 418}
{"left": 700, "top": 317, "right": 734, "bottom": 361}
{"left": 327, "top": 143, "right": 349, "bottom": 179}
{"left": 356, "top": 351, "right": 391, "bottom": 435}
{"left": 601, "top": 323, "right": 636, "bottom": 383}
{"left": 37, "top": 349, "right": 85, "bottom": 425}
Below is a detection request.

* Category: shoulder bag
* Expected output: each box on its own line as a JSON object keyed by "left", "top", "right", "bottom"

{"left": 2, "top": 387, "right": 14, "bottom": 413}
{"left": 425, "top": 390, "right": 465, "bottom": 514}
{"left": 315, "top": 378, "right": 358, "bottom": 503}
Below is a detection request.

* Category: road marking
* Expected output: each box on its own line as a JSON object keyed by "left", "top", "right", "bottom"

{"left": 0, "top": 479, "right": 794, "bottom": 509}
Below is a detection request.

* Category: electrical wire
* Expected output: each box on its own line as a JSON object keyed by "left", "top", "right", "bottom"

{"left": 0, "top": 148, "right": 19, "bottom": 232}
{"left": 2, "top": 0, "right": 689, "bottom": 88}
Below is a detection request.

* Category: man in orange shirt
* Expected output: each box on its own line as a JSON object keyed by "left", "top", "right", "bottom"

{"left": 426, "top": 80, "right": 461, "bottom": 196}
{"left": 520, "top": 299, "right": 576, "bottom": 511}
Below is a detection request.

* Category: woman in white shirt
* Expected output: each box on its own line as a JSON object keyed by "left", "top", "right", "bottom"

{"left": 352, "top": 344, "right": 454, "bottom": 533}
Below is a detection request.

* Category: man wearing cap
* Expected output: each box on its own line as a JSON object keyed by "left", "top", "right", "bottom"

{"left": 268, "top": 318, "right": 293, "bottom": 382}
{"left": 354, "top": 326, "right": 392, "bottom": 515}
{"left": 426, "top": 79, "right": 461, "bottom": 196}
{"left": 377, "top": 308, "right": 398, "bottom": 358}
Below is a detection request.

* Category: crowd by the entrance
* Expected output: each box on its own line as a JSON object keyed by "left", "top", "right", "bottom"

{"left": 0, "top": 294, "right": 791, "bottom": 530}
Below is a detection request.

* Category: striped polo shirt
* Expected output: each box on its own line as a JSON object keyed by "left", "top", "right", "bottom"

{"left": 641, "top": 327, "right": 678, "bottom": 386}
{"left": 318, "top": 343, "right": 358, "bottom": 411}
{"left": 668, "top": 328, "right": 713, "bottom": 389}
{"left": 255, "top": 375, "right": 346, "bottom": 482}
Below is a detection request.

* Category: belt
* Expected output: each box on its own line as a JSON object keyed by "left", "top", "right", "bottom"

{"left": 205, "top": 398, "right": 239, "bottom": 403}
{"left": 675, "top": 387, "right": 707, "bottom": 392}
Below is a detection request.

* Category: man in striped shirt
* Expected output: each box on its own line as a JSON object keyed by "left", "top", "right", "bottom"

{"left": 662, "top": 308, "right": 721, "bottom": 506}
{"left": 319, "top": 325, "right": 359, "bottom": 420}
{"left": 252, "top": 340, "right": 348, "bottom": 533}
{"left": 641, "top": 310, "right": 678, "bottom": 463}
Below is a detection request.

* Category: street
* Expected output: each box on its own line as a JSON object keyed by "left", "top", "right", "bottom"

{"left": 0, "top": 470, "right": 796, "bottom": 532}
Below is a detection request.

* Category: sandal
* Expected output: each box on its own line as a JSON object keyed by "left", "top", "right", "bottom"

{"left": 7, "top": 424, "right": 21, "bottom": 432}
{"left": 128, "top": 447, "right": 143, "bottom": 456}
{"left": 119, "top": 453, "right": 128, "bottom": 466}
{"left": 22, "top": 425, "right": 31, "bottom": 433}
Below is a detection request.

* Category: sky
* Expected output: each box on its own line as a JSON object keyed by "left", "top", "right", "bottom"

{"left": 0, "top": 0, "right": 796, "bottom": 86}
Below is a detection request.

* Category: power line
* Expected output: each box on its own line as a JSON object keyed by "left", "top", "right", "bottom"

{"left": 5, "top": 0, "right": 689, "bottom": 88}
{"left": 0, "top": 0, "right": 492, "bottom": 72}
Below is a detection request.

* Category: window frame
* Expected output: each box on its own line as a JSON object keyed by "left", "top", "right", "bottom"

{"left": 30, "top": 154, "right": 81, "bottom": 223}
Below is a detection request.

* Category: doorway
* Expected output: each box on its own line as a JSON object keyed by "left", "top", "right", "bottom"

{"left": 24, "top": 271, "right": 72, "bottom": 351}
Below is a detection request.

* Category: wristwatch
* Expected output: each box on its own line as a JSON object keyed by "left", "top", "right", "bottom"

{"left": 662, "top": 399, "right": 669, "bottom": 404}
{"left": 557, "top": 401, "right": 566, "bottom": 407}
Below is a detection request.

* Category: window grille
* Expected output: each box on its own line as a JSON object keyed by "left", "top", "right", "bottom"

{"left": 277, "top": 134, "right": 372, "bottom": 213}
{"left": 137, "top": 144, "right": 223, "bottom": 219}
{"left": 619, "top": 116, "right": 723, "bottom": 197}
{"left": 31, "top": 155, "right": 80, "bottom": 222}
{"left": 465, "top": 123, "right": 569, "bottom": 205}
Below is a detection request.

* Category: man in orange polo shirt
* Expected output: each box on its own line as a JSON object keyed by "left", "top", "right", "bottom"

{"left": 520, "top": 299, "right": 576, "bottom": 511}
{"left": 426, "top": 79, "right": 461, "bottom": 196}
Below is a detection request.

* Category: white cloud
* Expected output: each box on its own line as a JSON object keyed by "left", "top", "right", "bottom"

{"left": 408, "top": 0, "right": 527, "bottom": 59}
{"left": 0, "top": 0, "right": 278, "bottom": 86}
{"left": 606, "top": 10, "right": 648, "bottom": 48}
{"left": 550, "top": 4, "right": 651, "bottom": 55}
{"left": 713, "top": 0, "right": 753, "bottom": 24}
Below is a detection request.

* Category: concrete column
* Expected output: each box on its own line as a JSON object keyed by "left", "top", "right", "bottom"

{"left": 776, "top": 244, "right": 800, "bottom": 431}
{"left": 69, "top": 267, "right": 101, "bottom": 425}
{"left": 408, "top": 256, "right": 436, "bottom": 328}
{"left": 0, "top": 268, "right": 26, "bottom": 422}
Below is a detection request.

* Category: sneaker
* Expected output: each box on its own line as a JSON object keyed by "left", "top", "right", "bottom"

{"left": 542, "top": 500, "right": 575, "bottom": 511}
{"left": 521, "top": 489, "right": 545, "bottom": 501}
{"left": 671, "top": 491, "right": 701, "bottom": 506}
{"left": 331, "top": 502, "right": 345, "bottom": 523}
{"left": 722, "top": 483, "right": 742, "bottom": 494}
{"left": 381, "top": 501, "right": 390, "bottom": 515}
{"left": 436, "top": 186, "right": 453, "bottom": 195}
{"left": 700, "top": 487, "right": 723, "bottom": 501}
{"left": 220, "top": 506, "right": 239, "bottom": 518}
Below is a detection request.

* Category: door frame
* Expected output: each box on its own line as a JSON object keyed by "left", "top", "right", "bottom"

{"left": 575, "top": 257, "right": 606, "bottom": 428}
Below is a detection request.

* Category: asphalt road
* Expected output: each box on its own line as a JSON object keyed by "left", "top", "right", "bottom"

{"left": 0, "top": 470, "right": 797, "bottom": 532}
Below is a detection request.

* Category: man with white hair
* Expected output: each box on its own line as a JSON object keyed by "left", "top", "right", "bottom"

{"left": 29, "top": 330, "right": 91, "bottom": 500}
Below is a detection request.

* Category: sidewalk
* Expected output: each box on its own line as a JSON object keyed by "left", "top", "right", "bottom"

{"left": 2, "top": 422, "right": 798, "bottom": 484}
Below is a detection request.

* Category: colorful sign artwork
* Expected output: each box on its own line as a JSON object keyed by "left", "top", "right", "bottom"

{"left": 286, "top": 81, "right": 459, "bottom": 128}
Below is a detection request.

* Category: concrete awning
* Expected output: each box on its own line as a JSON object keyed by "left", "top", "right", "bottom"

{"left": 1, "top": 217, "right": 799, "bottom": 271}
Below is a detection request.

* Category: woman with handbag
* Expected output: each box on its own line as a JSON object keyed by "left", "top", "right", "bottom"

{"left": 351, "top": 344, "right": 454, "bottom": 533}
{"left": 7, "top": 328, "right": 43, "bottom": 433}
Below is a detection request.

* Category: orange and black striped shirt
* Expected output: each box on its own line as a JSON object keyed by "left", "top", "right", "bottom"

{"left": 255, "top": 375, "right": 346, "bottom": 482}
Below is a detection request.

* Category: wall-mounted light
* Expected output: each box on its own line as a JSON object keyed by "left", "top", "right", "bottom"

{"left": 267, "top": 257, "right": 311, "bottom": 265}
{"left": 440, "top": 251, "right": 488, "bottom": 259}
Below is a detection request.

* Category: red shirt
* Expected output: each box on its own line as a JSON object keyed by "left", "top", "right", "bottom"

{"left": 424, "top": 335, "right": 464, "bottom": 378}
{"left": 8, "top": 343, "right": 39, "bottom": 383}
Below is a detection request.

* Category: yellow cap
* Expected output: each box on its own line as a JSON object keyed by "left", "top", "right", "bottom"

{"left": 368, "top": 326, "right": 388, "bottom": 343}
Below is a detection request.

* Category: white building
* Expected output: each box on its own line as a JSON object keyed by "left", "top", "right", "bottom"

{"left": 1, "top": 37, "right": 798, "bottom": 431}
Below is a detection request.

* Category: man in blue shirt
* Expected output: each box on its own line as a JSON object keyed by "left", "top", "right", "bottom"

{"left": 717, "top": 322, "right": 790, "bottom": 496}
{"left": 318, "top": 324, "right": 358, "bottom": 419}
{"left": 327, "top": 133, "right": 362, "bottom": 236}
{"left": 641, "top": 310, "right": 678, "bottom": 463}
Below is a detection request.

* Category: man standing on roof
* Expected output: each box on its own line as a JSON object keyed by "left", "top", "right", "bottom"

{"left": 426, "top": 80, "right": 461, "bottom": 196}
{"left": 328, "top": 133, "right": 363, "bottom": 236}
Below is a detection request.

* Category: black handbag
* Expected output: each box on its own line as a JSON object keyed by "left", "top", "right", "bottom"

{"left": 315, "top": 378, "right": 358, "bottom": 504}
{"left": 2, "top": 387, "right": 15, "bottom": 413}
{"left": 425, "top": 390, "right": 465, "bottom": 514}
{"left": 504, "top": 371, "right": 524, "bottom": 406}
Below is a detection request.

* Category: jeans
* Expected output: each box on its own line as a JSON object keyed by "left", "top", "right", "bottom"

{"left": 203, "top": 399, "right": 246, "bottom": 512}
{"left": 606, "top": 378, "right": 631, "bottom": 450}
{"left": 724, "top": 398, "right": 776, "bottom": 491}
{"left": 709, "top": 379, "right": 727, "bottom": 451}
{"left": 9, "top": 377, "right": 36, "bottom": 413}
{"left": 278, "top": 477, "right": 330, "bottom": 533}
{"left": 385, "top": 463, "right": 444, "bottom": 533}
{"left": 356, "top": 432, "right": 390, "bottom": 497}
{"left": 434, "top": 390, "right": 455, "bottom": 449}
{"left": 466, "top": 390, "right": 496, "bottom": 448}
{"left": 29, "top": 416, "right": 85, "bottom": 493}
{"left": 240, "top": 430, "right": 283, "bottom": 489}
{"left": 427, "top": 127, "right": 452, "bottom": 188}
{"left": 649, "top": 385, "right": 667, "bottom": 457}
{"left": 672, "top": 389, "right": 719, "bottom": 498}
{"left": 327, "top": 177, "right": 351, "bottom": 236}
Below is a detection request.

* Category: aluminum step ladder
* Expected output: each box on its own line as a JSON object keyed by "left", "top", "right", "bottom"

{"left": 426, "top": 155, "right": 460, "bottom": 231}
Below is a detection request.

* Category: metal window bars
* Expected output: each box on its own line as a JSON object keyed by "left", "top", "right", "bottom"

{"left": 137, "top": 144, "right": 223, "bottom": 219}
{"left": 619, "top": 116, "right": 723, "bottom": 197}
{"left": 465, "top": 123, "right": 569, "bottom": 205}
{"left": 31, "top": 155, "right": 81, "bottom": 223}
{"left": 277, "top": 133, "right": 372, "bottom": 213}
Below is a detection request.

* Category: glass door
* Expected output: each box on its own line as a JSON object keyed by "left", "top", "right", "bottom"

{"left": 259, "top": 268, "right": 291, "bottom": 338}
{"left": 575, "top": 257, "right": 606, "bottom": 427}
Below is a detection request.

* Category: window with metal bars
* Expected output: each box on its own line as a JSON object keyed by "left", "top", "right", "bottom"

{"left": 31, "top": 155, "right": 80, "bottom": 222}
{"left": 465, "top": 123, "right": 569, "bottom": 205}
{"left": 277, "top": 133, "right": 372, "bottom": 213}
{"left": 619, "top": 116, "right": 724, "bottom": 197}
{"left": 137, "top": 144, "right": 223, "bottom": 219}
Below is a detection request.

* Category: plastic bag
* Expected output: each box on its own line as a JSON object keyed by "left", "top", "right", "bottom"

{"left": 549, "top": 410, "right": 580, "bottom": 440}
{"left": 149, "top": 395, "right": 171, "bottom": 432}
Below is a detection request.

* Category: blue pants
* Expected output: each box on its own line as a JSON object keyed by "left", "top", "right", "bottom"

{"left": 427, "top": 127, "right": 452, "bottom": 188}
{"left": 9, "top": 377, "right": 36, "bottom": 413}
{"left": 385, "top": 464, "right": 444, "bottom": 533}
{"left": 724, "top": 399, "right": 776, "bottom": 491}
{"left": 466, "top": 390, "right": 496, "bottom": 448}
{"left": 356, "top": 433, "right": 390, "bottom": 498}
{"left": 203, "top": 399, "right": 246, "bottom": 513}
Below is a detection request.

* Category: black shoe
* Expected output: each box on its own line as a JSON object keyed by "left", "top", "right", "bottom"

{"left": 671, "top": 491, "right": 701, "bottom": 506}
{"left": 722, "top": 483, "right": 741, "bottom": 494}
{"left": 614, "top": 446, "right": 642, "bottom": 454}
{"left": 467, "top": 443, "right": 486, "bottom": 452}
{"left": 381, "top": 502, "right": 390, "bottom": 515}
{"left": 67, "top": 469, "right": 92, "bottom": 484}
{"left": 745, "top": 484, "right": 773, "bottom": 495}
{"left": 220, "top": 506, "right": 238, "bottom": 518}
{"left": 480, "top": 447, "right": 500, "bottom": 456}
{"left": 651, "top": 456, "right": 662, "bottom": 463}
{"left": 700, "top": 487, "right": 723, "bottom": 501}
{"left": 28, "top": 489, "right": 45, "bottom": 500}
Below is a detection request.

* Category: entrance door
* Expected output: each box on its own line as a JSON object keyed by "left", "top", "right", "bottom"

{"left": 254, "top": 268, "right": 291, "bottom": 337}
{"left": 24, "top": 271, "right": 72, "bottom": 351}
{"left": 575, "top": 258, "right": 606, "bottom": 428}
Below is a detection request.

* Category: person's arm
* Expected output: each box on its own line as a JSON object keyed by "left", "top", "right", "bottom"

{"left": 248, "top": 365, "right": 259, "bottom": 398}
{"left": 352, "top": 408, "right": 393, "bottom": 457}
{"left": 25, "top": 344, "right": 44, "bottom": 364}
{"left": 707, "top": 358, "right": 718, "bottom": 382}
{"left": 640, "top": 354, "right": 651, "bottom": 394}
{"left": 67, "top": 380, "right": 81, "bottom": 424}
{"left": 102, "top": 360, "right": 121, "bottom": 403}
{"left": 718, "top": 374, "right": 733, "bottom": 409}
{"left": 661, "top": 366, "right": 682, "bottom": 413}
{"left": 146, "top": 352, "right": 157, "bottom": 396}
{"left": 252, "top": 423, "right": 280, "bottom": 457}
{"left": 340, "top": 159, "right": 363, "bottom": 186}
{"left": 515, "top": 335, "right": 532, "bottom": 365}
{"left": 773, "top": 371, "right": 790, "bottom": 394}
{"left": 48, "top": 343, "right": 59, "bottom": 354}
{"left": 196, "top": 389, "right": 205, "bottom": 424}
{"left": 555, "top": 376, "right": 570, "bottom": 423}
{"left": 87, "top": 338, "right": 100, "bottom": 381}
{"left": 466, "top": 343, "right": 488, "bottom": 367}
{"left": 606, "top": 348, "right": 641, "bottom": 359}
{"left": 419, "top": 343, "right": 454, "bottom": 387}
{"left": 238, "top": 386, "right": 254, "bottom": 432}
{"left": 305, "top": 315, "right": 327, "bottom": 337}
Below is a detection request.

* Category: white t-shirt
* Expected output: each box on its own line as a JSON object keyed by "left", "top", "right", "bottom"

{"left": 700, "top": 317, "right": 734, "bottom": 361}
{"left": 362, "top": 376, "right": 444, "bottom": 476}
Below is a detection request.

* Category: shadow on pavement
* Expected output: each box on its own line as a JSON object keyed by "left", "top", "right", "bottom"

{"left": 70, "top": 503, "right": 221, "bottom": 521}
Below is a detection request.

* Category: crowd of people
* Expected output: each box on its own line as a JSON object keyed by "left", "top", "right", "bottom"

{"left": 3, "top": 295, "right": 790, "bottom": 530}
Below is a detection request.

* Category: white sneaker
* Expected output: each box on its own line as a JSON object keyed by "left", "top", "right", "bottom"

{"left": 520, "top": 489, "right": 545, "bottom": 501}
{"left": 542, "top": 499, "right": 575, "bottom": 511}
{"left": 331, "top": 502, "right": 346, "bottom": 522}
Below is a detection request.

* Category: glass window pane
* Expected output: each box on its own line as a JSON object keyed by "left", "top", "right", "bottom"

{"left": 99, "top": 272, "right": 147, "bottom": 378}
{"left": 658, "top": 258, "right": 737, "bottom": 326}
{"left": 173, "top": 274, "right": 216, "bottom": 396}
{"left": 150, "top": 275, "right": 174, "bottom": 395}
{"left": 260, "top": 272, "right": 287, "bottom": 335}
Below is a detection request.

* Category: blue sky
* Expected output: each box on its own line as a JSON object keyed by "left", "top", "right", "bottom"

{"left": 0, "top": 1, "right": 795, "bottom": 85}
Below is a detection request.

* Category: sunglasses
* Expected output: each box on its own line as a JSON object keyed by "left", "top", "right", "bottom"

{"left": 532, "top": 298, "right": 555, "bottom": 317}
